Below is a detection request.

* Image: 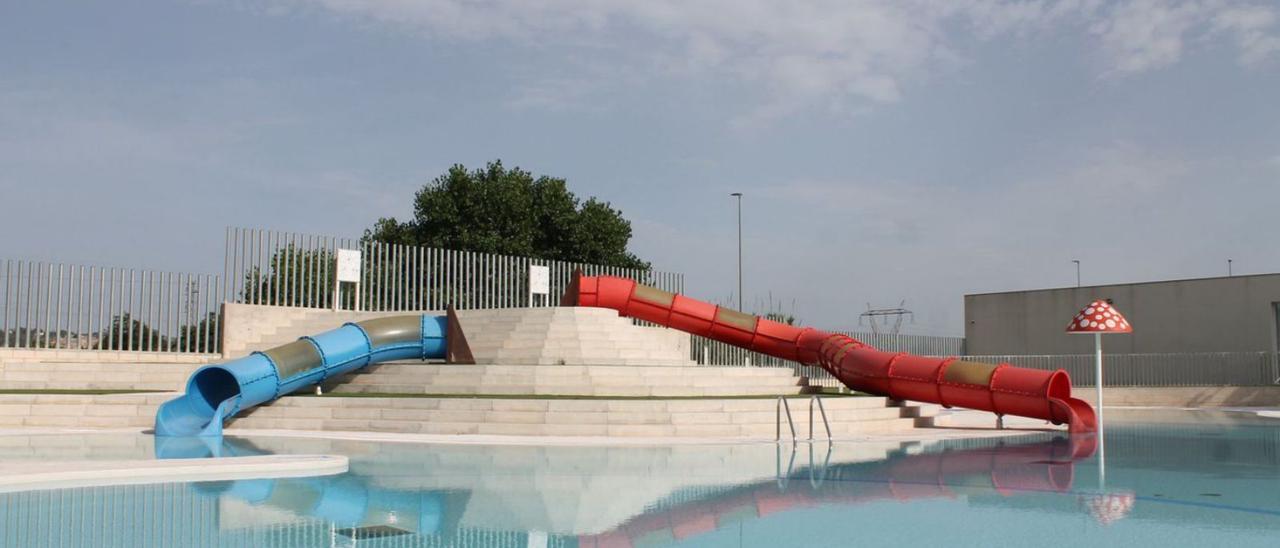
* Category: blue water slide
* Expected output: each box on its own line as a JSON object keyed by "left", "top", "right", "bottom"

{"left": 155, "top": 315, "right": 448, "bottom": 437}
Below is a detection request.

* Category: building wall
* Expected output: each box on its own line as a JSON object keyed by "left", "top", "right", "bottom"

{"left": 964, "top": 274, "right": 1280, "bottom": 355}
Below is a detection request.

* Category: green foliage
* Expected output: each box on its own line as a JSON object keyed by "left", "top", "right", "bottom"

{"left": 178, "top": 312, "right": 220, "bottom": 353}
{"left": 242, "top": 245, "right": 348, "bottom": 308}
{"left": 366, "top": 161, "right": 649, "bottom": 269}
{"left": 97, "top": 313, "right": 167, "bottom": 351}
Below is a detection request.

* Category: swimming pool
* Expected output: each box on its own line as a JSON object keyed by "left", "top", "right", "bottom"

{"left": 2, "top": 409, "right": 1278, "bottom": 547}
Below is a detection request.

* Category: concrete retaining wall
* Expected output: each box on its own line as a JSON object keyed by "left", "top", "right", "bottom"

{"left": 1074, "top": 386, "right": 1280, "bottom": 407}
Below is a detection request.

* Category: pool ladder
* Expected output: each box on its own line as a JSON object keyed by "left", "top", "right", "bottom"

{"left": 775, "top": 395, "right": 832, "bottom": 443}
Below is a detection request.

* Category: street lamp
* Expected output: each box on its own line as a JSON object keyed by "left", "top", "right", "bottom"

{"left": 1228, "top": 259, "right": 1233, "bottom": 277}
{"left": 730, "top": 192, "right": 743, "bottom": 310}
{"left": 1073, "top": 260, "right": 1081, "bottom": 288}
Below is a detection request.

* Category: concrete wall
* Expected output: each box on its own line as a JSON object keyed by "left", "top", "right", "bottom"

{"left": 1073, "top": 386, "right": 1280, "bottom": 407}
{"left": 965, "top": 273, "right": 1280, "bottom": 355}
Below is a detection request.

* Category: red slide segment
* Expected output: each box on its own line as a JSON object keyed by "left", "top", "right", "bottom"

{"left": 574, "top": 275, "right": 1096, "bottom": 434}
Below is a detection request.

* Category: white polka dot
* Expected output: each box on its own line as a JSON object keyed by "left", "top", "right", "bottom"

{"left": 1079, "top": 320, "right": 1090, "bottom": 328}
{"left": 1103, "top": 312, "right": 1112, "bottom": 318}
{"left": 1106, "top": 319, "right": 1116, "bottom": 327}
{"left": 1085, "top": 307, "right": 1095, "bottom": 314}
{"left": 1095, "top": 315, "right": 1103, "bottom": 320}
{"left": 1089, "top": 321, "right": 1097, "bottom": 327}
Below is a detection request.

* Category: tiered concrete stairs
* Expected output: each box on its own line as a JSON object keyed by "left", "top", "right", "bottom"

{"left": 224, "top": 305, "right": 695, "bottom": 366}
{"left": 0, "top": 392, "right": 934, "bottom": 438}
{"left": 324, "top": 363, "right": 809, "bottom": 397}
{"left": 233, "top": 395, "right": 931, "bottom": 438}
{"left": 0, "top": 361, "right": 200, "bottom": 391}
{"left": 457, "top": 307, "right": 692, "bottom": 365}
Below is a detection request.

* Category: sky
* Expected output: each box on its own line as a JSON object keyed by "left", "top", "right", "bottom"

{"left": 1, "top": 0, "right": 1278, "bottom": 335}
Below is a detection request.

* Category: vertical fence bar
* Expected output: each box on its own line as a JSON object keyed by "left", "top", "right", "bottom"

{"left": 223, "top": 227, "right": 231, "bottom": 310}
{"left": 3, "top": 260, "right": 11, "bottom": 347}
{"left": 53, "top": 263, "right": 63, "bottom": 348}
{"left": 74, "top": 264, "right": 84, "bottom": 349}
{"left": 3, "top": 260, "right": 10, "bottom": 347}
{"left": 126, "top": 269, "right": 135, "bottom": 351}
{"left": 213, "top": 272, "right": 222, "bottom": 355}
{"left": 42, "top": 263, "right": 52, "bottom": 348}
{"left": 300, "top": 234, "right": 309, "bottom": 308}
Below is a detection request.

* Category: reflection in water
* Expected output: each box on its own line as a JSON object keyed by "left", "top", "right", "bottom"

{"left": 4, "top": 417, "right": 1280, "bottom": 547}
{"left": 577, "top": 435, "right": 1096, "bottom": 547}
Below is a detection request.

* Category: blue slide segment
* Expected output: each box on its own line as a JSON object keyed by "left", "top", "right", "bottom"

{"left": 155, "top": 315, "right": 448, "bottom": 437}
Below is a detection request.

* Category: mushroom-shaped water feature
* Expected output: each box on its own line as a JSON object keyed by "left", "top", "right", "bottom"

{"left": 1066, "top": 298, "right": 1132, "bottom": 488}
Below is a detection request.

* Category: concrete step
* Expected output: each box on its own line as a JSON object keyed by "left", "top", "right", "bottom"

{"left": 356, "top": 364, "right": 798, "bottom": 377}
{"left": 2, "top": 392, "right": 928, "bottom": 438}
{"left": 326, "top": 384, "right": 806, "bottom": 397}
{"left": 229, "top": 396, "right": 921, "bottom": 437}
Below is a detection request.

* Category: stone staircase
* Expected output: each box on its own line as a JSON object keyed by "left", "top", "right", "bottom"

{"left": 0, "top": 361, "right": 199, "bottom": 391}
{"left": 457, "top": 307, "right": 692, "bottom": 365}
{"left": 233, "top": 395, "right": 931, "bottom": 438}
{"left": 0, "top": 392, "right": 932, "bottom": 438}
{"left": 324, "top": 363, "right": 809, "bottom": 397}
{"left": 223, "top": 305, "right": 696, "bottom": 366}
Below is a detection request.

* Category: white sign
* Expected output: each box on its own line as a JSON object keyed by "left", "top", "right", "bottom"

{"left": 529, "top": 265, "right": 550, "bottom": 295}
{"left": 336, "top": 249, "right": 362, "bottom": 283}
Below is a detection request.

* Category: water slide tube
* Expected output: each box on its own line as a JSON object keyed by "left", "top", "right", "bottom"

{"left": 569, "top": 275, "right": 1097, "bottom": 434}
{"left": 155, "top": 315, "right": 448, "bottom": 437}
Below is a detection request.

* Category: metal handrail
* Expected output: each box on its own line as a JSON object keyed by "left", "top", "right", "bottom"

{"left": 809, "top": 442, "right": 834, "bottom": 488}
{"left": 776, "top": 396, "right": 796, "bottom": 442}
{"left": 809, "top": 395, "right": 833, "bottom": 441}
{"left": 775, "top": 443, "right": 797, "bottom": 489}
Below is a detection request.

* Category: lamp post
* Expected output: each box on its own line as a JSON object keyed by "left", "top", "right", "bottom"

{"left": 1228, "top": 259, "right": 1233, "bottom": 277}
{"left": 1073, "top": 260, "right": 1081, "bottom": 287}
{"left": 1066, "top": 299, "right": 1132, "bottom": 487}
{"left": 730, "top": 192, "right": 743, "bottom": 310}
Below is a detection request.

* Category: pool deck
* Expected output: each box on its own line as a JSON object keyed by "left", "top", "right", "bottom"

{"left": 2, "top": 407, "right": 1274, "bottom": 494}
{"left": 0, "top": 453, "right": 348, "bottom": 493}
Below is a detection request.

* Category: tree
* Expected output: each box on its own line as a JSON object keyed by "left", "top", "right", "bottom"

{"left": 241, "top": 244, "right": 342, "bottom": 308}
{"left": 366, "top": 161, "right": 649, "bottom": 269}
{"left": 97, "top": 313, "right": 168, "bottom": 351}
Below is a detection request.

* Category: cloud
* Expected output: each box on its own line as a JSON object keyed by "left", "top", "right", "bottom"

{"left": 261, "top": 1, "right": 1280, "bottom": 123}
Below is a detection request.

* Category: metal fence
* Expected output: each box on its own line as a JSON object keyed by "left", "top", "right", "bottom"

{"left": 693, "top": 331, "right": 965, "bottom": 368}
{"left": 0, "top": 259, "right": 223, "bottom": 354}
{"left": 790, "top": 351, "right": 1279, "bottom": 389}
{"left": 694, "top": 331, "right": 1280, "bottom": 389}
{"left": 963, "top": 352, "right": 1280, "bottom": 387}
{"left": 224, "top": 227, "right": 683, "bottom": 311}
{"left": 693, "top": 331, "right": 967, "bottom": 388}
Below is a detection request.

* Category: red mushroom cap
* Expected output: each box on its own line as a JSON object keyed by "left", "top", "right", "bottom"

{"left": 1066, "top": 299, "right": 1132, "bottom": 334}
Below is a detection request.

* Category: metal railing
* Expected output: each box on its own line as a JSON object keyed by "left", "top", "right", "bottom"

{"left": 774, "top": 351, "right": 1280, "bottom": 389}
{"left": 693, "top": 330, "right": 964, "bottom": 369}
{"left": 0, "top": 259, "right": 223, "bottom": 354}
{"left": 224, "top": 226, "right": 683, "bottom": 311}
{"left": 963, "top": 352, "right": 1280, "bottom": 387}
{"left": 809, "top": 395, "right": 832, "bottom": 441}
{"left": 775, "top": 396, "right": 796, "bottom": 442}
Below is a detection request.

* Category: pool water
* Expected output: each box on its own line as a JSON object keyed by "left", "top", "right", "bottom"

{"left": 2, "top": 409, "right": 1279, "bottom": 547}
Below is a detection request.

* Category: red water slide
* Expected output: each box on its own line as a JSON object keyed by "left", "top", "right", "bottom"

{"left": 569, "top": 275, "right": 1097, "bottom": 434}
